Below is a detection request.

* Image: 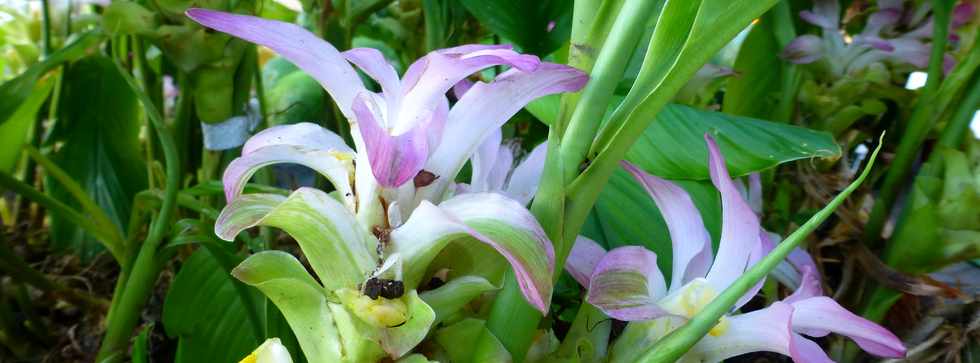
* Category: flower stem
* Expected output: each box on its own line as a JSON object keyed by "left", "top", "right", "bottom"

{"left": 95, "top": 58, "right": 181, "bottom": 363}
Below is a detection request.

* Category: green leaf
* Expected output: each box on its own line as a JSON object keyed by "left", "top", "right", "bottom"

{"left": 625, "top": 104, "right": 839, "bottom": 180}
{"left": 233, "top": 250, "right": 345, "bottom": 363}
{"left": 435, "top": 318, "right": 511, "bottom": 363}
{"left": 45, "top": 55, "right": 147, "bottom": 260}
{"left": 458, "top": 0, "right": 572, "bottom": 55}
{"left": 420, "top": 276, "right": 497, "bottom": 325}
{"left": 529, "top": 99, "right": 840, "bottom": 180}
{"left": 721, "top": 17, "right": 782, "bottom": 119}
{"left": 131, "top": 324, "right": 153, "bottom": 363}
{"left": 162, "top": 249, "right": 263, "bottom": 363}
{"left": 0, "top": 31, "right": 102, "bottom": 125}
{"left": 0, "top": 74, "right": 54, "bottom": 173}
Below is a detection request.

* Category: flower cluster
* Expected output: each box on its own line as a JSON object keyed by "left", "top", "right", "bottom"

{"left": 566, "top": 135, "right": 906, "bottom": 363}
{"left": 187, "top": 8, "right": 586, "bottom": 363}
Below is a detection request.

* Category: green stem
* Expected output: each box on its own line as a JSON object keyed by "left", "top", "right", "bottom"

{"left": 937, "top": 71, "right": 980, "bottom": 148}
{"left": 558, "top": 0, "right": 662, "bottom": 184}
{"left": 40, "top": 0, "right": 53, "bottom": 56}
{"left": 95, "top": 59, "right": 181, "bottom": 363}
{"left": 862, "top": 0, "right": 953, "bottom": 247}
{"left": 637, "top": 136, "right": 883, "bottom": 362}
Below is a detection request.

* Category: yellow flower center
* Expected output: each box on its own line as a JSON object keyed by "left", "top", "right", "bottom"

{"left": 660, "top": 278, "right": 729, "bottom": 337}
{"left": 336, "top": 288, "right": 408, "bottom": 328}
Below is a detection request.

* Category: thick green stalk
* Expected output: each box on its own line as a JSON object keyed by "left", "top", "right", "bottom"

{"left": 637, "top": 136, "right": 882, "bottom": 362}
{"left": 862, "top": 0, "right": 953, "bottom": 246}
{"left": 558, "top": 0, "right": 661, "bottom": 183}
{"left": 95, "top": 60, "right": 181, "bottom": 363}
{"left": 937, "top": 71, "right": 980, "bottom": 148}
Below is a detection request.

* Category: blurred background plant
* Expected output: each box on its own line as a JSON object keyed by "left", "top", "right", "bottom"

{"left": 0, "top": 0, "right": 976, "bottom": 362}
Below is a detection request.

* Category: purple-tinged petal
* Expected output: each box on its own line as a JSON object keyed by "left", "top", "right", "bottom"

{"left": 185, "top": 9, "right": 364, "bottom": 115}
{"left": 586, "top": 246, "right": 670, "bottom": 321}
{"left": 799, "top": 0, "right": 840, "bottom": 29}
{"left": 352, "top": 93, "right": 433, "bottom": 188}
{"left": 685, "top": 302, "right": 794, "bottom": 361}
{"left": 452, "top": 78, "right": 475, "bottom": 100}
{"left": 242, "top": 122, "right": 352, "bottom": 155}
{"left": 396, "top": 44, "right": 541, "bottom": 131}
{"left": 343, "top": 48, "right": 401, "bottom": 107}
{"left": 469, "top": 129, "right": 503, "bottom": 193}
{"left": 390, "top": 193, "right": 555, "bottom": 313}
{"left": 789, "top": 333, "right": 834, "bottom": 363}
{"left": 565, "top": 235, "right": 606, "bottom": 288}
{"left": 734, "top": 230, "right": 772, "bottom": 310}
{"left": 784, "top": 267, "right": 824, "bottom": 304}
{"left": 222, "top": 145, "right": 355, "bottom": 208}
{"left": 766, "top": 232, "right": 820, "bottom": 292}
{"left": 790, "top": 297, "right": 906, "bottom": 358}
{"left": 953, "top": 2, "right": 977, "bottom": 28}
{"left": 417, "top": 63, "right": 588, "bottom": 203}
{"left": 862, "top": 8, "right": 902, "bottom": 35}
{"left": 622, "top": 161, "right": 713, "bottom": 290}
{"left": 781, "top": 35, "right": 825, "bottom": 64}
{"left": 505, "top": 141, "right": 548, "bottom": 205}
{"left": 703, "top": 134, "right": 763, "bottom": 292}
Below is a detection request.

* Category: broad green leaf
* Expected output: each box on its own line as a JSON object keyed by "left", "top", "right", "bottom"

{"left": 528, "top": 100, "right": 838, "bottom": 180}
{"left": 459, "top": 0, "right": 572, "bottom": 55}
{"left": 435, "top": 318, "right": 511, "bottom": 363}
{"left": 215, "top": 188, "right": 377, "bottom": 291}
{"left": 162, "top": 249, "right": 263, "bottom": 363}
{"left": 420, "top": 276, "right": 497, "bottom": 324}
{"left": 131, "top": 324, "right": 153, "bottom": 363}
{"left": 233, "top": 250, "right": 345, "bottom": 363}
{"left": 46, "top": 55, "right": 147, "bottom": 260}
{"left": 0, "top": 31, "right": 102, "bottom": 125}
{"left": 721, "top": 16, "right": 782, "bottom": 119}
{"left": 0, "top": 74, "right": 54, "bottom": 172}
{"left": 626, "top": 104, "right": 839, "bottom": 180}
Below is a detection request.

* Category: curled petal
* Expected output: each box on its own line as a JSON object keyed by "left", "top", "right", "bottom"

{"left": 397, "top": 45, "right": 541, "bottom": 130}
{"left": 242, "top": 122, "right": 352, "bottom": 155}
{"left": 343, "top": 48, "right": 401, "bottom": 103}
{"left": 185, "top": 9, "right": 364, "bottom": 115}
{"left": 790, "top": 297, "right": 906, "bottom": 358}
{"left": 242, "top": 338, "right": 294, "bottom": 363}
{"left": 419, "top": 63, "right": 588, "bottom": 203}
{"left": 953, "top": 2, "right": 977, "bottom": 28}
{"left": 353, "top": 93, "right": 435, "bottom": 188}
{"left": 505, "top": 141, "right": 548, "bottom": 205}
{"left": 586, "top": 246, "right": 670, "bottom": 321}
{"left": 233, "top": 251, "right": 344, "bottom": 362}
{"left": 781, "top": 35, "right": 825, "bottom": 64}
{"left": 685, "top": 302, "right": 795, "bottom": 361}
{"left": 565, "top": 235, "right": 606, "bottom": 288}
{"left": 390, "top": 193, "right": 555, "bottom": 313}
{"left": 222, "top": 145, "right": 355, "bottom": 208}
{"left": 216, "top": 188, "right": 377, "bottom": 290}
{"left": 468, "top": 129, "right": 505, "bottom": 193}
{"left": 622, "top": 161, "right": 713, "bottom": 290}
{"left": 784, "top": 267, "right": 824, "bottom": 304}
{"left": 703, "top": 134, "right": 763, "bottom": 292}
{"left": 862, "top": 8, "right": 902, "bottom": 35}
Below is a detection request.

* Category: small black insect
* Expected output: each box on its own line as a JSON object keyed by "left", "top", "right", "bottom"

{"left": 363, "top": 277, "right": 405, "bottom": 300}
